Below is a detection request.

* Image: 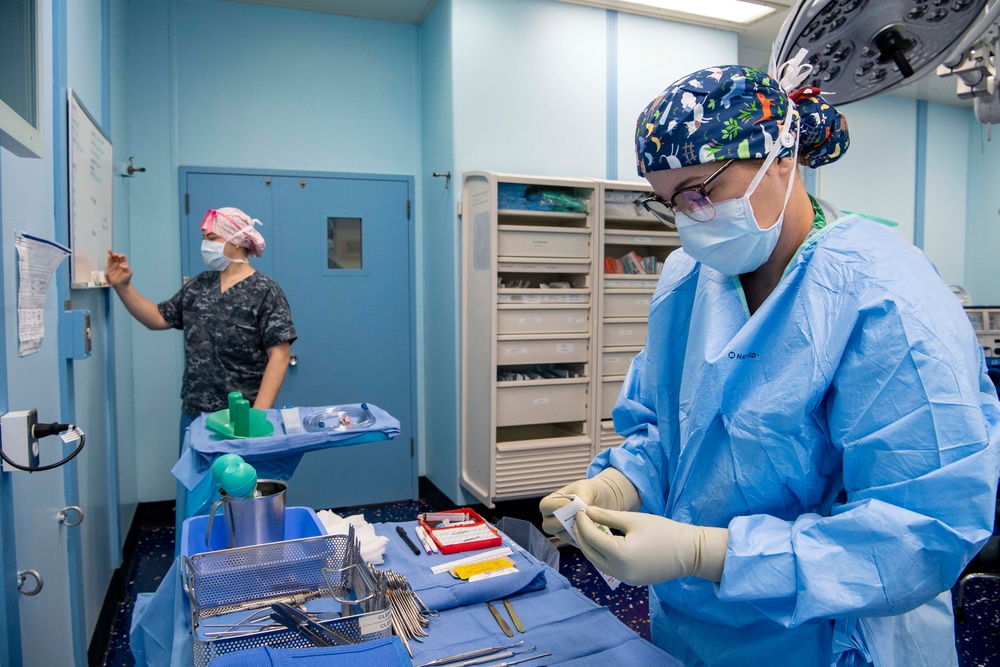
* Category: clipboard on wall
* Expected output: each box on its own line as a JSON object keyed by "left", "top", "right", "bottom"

{"left": 68, "top": 89, "right": 113, "bottom": 288}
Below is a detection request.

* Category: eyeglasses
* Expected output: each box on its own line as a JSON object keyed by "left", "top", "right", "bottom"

{"left": 640, "top": 159, "right": 737, "bottom": 227}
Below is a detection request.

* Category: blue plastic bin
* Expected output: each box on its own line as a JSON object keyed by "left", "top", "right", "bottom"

{"left": 181, "top": 506, "right": 325, "bottom": 558}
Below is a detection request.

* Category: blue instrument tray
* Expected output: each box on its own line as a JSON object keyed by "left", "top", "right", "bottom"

{"left": 181, "top": 506, "right": 325, "bottom": 558}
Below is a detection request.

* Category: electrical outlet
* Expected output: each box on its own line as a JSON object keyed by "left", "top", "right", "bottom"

{"left": 1, "top": 409, "right": 39, "bottom": 472}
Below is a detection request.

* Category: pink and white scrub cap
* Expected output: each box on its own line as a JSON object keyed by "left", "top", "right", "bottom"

{"left": 200, "top": 207, "right": 266, "bottom": 257}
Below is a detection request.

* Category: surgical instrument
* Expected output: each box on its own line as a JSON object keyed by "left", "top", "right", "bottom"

{"left": 269, "top": 602, "right": 357, "bottom": 647}
{"left": 502, "top": 599, "right": 526, "bottom": 633}
{"left": 486, "top": 601, "right": 514, "bottom": 637}
{"left": 478, "top": 654, "right": 552, "bottom": 667}
{"left": 368, "top": 566, "right": 435, "bottom": 658}
{"left": 413, "top": 641, "right": 525, "bottom": 667}
{"left": 451, "top": 647, "right": 536, "bottom": 667}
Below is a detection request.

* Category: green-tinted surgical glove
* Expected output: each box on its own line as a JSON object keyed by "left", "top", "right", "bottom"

{"left": 574, "top": 505, "right": 729, "bottom": 585}
{"left": 539, "top": 468, "right": 640, "bottom": 544}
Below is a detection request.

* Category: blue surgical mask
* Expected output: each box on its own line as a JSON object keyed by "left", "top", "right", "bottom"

{"left": 674, "top": 114, "right": 800, "bottom": 276}
{"left": 201, "top": 240, "right": 231, "bottom": 271}
{"left": 675, "top": 195, "right": 784, "bottom": 275}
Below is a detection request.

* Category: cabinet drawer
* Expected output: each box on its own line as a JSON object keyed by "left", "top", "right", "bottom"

{"left": 600, "top": 419, "right": 625, "bottom": 450}
{"left": 601, "top": 377, "right": 625, "bottom": 420}
{"left": 603, "top": 291, "right": 651, "bottom": 318}
{"left": 498, "top": 225, "right": 590, "bottom": 259}
{"left": 496, "top": 440, "right": 592, "bottom": 499}
{"left": 497, "top": 306, "right": 590, "bottom": 335}
{"left": 601, "top": 348, "right": 640, "bottom": 376}
{"left": 496, "top": 380, "right": 589, "bottom": 427}
{"left": 602, "top": 321, "right": 648, "bottom": 347}
{"left": 497, "top": 336, "right": 590, "bottom": 365}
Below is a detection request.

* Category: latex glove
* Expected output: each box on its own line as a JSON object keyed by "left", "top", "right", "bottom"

{"left": 574, "top": 505, "right": 729, "bottom": 585}
{"left": 539, "top": 468, "right": 640, "bottom": 544}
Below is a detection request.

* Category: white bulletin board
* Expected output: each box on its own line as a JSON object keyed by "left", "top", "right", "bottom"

{"left": 68, "top": 89, "right": 112, "bottom": 288}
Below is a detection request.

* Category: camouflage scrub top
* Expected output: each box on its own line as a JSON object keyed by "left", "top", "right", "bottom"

{"left": 158, "top": 271, "right": 297, "bottom": 415}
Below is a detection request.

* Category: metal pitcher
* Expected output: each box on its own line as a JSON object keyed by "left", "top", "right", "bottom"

{"left": 205, "top": 479, "right": 287, "bottom": 550}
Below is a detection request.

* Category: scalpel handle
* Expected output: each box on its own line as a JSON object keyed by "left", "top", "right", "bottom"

{"left": 502, "top": 599, "right": 526, "bottom": 633}
{"left": 486, "top": 601, "right": 514, "bottom": 637}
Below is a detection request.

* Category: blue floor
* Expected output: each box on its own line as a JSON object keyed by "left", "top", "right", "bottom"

{"left": 100, "top": 498, "right": 997, "bottom": 666}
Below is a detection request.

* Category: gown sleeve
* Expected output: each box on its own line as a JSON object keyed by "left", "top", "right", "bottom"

{"left": 718, "top": 290, "right": 1000, "bottom": 627}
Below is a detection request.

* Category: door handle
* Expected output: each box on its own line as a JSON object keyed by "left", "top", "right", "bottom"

{"left": 289, "top": 354, "right": 298, "bottom": 367}
{"left": 58, "top": 505, "right": 84, "bottom": 527}
{"left": 17, "top": 570, "right": 43, "bottom": 596}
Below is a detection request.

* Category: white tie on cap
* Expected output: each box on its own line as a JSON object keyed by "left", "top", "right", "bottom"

{"left": 229, "top": 217, "right": 263, "bottom": 240}
{"left": 772, "top": 47, "right": 814, "bottom": 98}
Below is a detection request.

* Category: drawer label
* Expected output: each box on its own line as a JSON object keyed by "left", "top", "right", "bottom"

{"left": 633, "top": 236, "right": 651, "bottom": 243}
{"left": 531, "top": 240, "right": 550, "bottom": 246}
{"left": 618, "top": 329, "right": 632, "bottom": 336}
{"left": 564, "top": 294, "right": 585, "bottom": 302}
{"left": 523, "top": 295, "right": 542, "bottom": 303}
{"left": 506, "top": 347, "right": 528, "bottom": 354}
{"left": 605, "top": 357, "right": 620, "bottom": 363}
{"left": 518, "top": 317, "right": 542, "bottom": 324}
{"left": 532, "top": 398, "right": 550, "bottom": 405}
{"left": 568, "top": 317, "right": 584, "bottom": 323}
{"left": 635, "top": 299, "right": 649, "bottom": 305}
{"left": 556, "top": 344, "right": 575, "bottom": 353}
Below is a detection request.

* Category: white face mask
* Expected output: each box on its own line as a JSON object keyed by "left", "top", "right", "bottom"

{"left": 675, "top": 116, "right": 800, "bottom": 276}
{"left": 202, "top": 240, "right": 238, "bottom": 271}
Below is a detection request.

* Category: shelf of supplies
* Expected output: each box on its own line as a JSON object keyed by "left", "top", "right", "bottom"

{"left": 498, "top": 209, "right": 589, "bottom": 223}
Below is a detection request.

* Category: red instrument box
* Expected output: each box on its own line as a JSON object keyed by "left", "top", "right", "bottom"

{"left": 417, "top": 508, "right": 502, "bottom": 555}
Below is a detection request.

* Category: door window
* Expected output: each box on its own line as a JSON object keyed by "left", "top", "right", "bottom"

{"left": 327, "top": 217, "right": 362, "bottom": 270}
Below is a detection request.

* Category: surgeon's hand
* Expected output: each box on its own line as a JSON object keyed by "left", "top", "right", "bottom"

{"left": 574, "top": 506, "right": 729, "bottom": 586}
{"left": 539, "top": 468, "right": 640, "bottom": 544}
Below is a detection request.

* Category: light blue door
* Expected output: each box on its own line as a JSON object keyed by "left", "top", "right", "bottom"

{"left": 181, "top": 170, "right": 416, "bottom": 510}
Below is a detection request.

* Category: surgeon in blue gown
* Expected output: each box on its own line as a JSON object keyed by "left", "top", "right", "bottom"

{"left": 540, "top": 62, "right": 1000, "bottom": 667}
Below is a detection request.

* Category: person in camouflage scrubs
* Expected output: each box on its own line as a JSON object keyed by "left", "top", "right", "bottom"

{"left": 107, "top": 207, "right": 297, "bottom": 437}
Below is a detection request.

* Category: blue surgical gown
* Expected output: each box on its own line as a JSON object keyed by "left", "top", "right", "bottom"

{"left": 591, "top": 213, "right": 1000, "bottom": 667}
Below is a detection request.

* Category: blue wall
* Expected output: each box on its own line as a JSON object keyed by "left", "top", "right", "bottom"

{"left": 614, "top": 12, "right": 738, "bottom": 182}
{"left": 818, "top": 95, "right": 919, "bottom": 241}
{"left": 419, "top": 0, "right": 456, "bottom": 487}
{"left": 924, "top": 103, "right": 972, "bottom": 287}
{"left": 965, "top": 119, "right": 1000, "bottom": 305}
{"left": 818, "top": 96, "right": 976, "bottom": 291}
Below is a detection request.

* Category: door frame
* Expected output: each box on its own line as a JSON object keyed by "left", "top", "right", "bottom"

{"left": 177, "top": 166, "right": 419, "bottom": 481}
